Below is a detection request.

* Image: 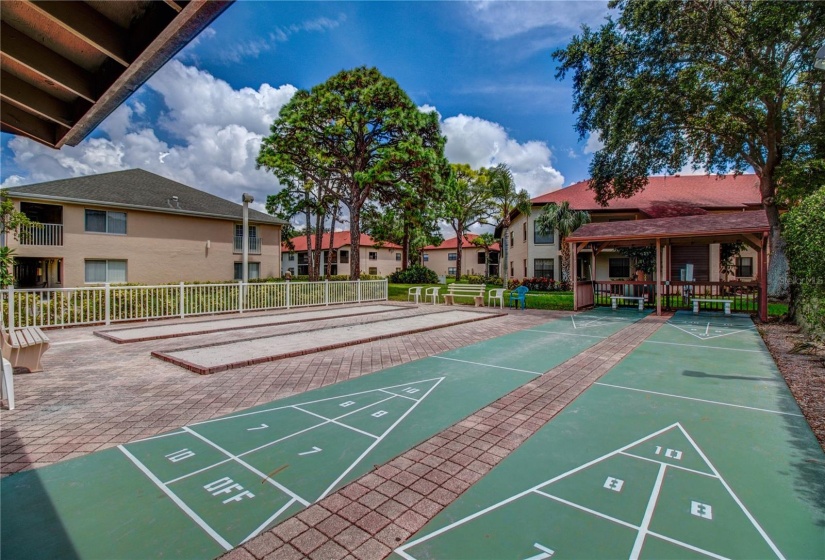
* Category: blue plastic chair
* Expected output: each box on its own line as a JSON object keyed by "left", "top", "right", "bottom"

{"left": 508, "top": 285, "right": 529, "bottom": 309}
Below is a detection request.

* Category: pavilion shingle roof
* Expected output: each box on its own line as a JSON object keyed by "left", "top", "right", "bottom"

{"left": 532, "top": 174, "right": 762, "bottom": 213}
{"left": 566, "top": 210, "right": 770, "bottom": 243}
{"left": 5, "top": 169, "right": 286, "bottom": 225}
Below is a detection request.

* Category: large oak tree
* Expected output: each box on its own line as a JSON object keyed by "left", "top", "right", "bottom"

{"left": 258, "top": 67, "right": 447, "bottom": 279}
{"left": 554, "top": 0, "right": 825, "bottom": 296}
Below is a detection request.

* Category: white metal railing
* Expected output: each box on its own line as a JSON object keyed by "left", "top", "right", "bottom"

{"left": 18, "top": 223, "right": 63, "bottom": 246}
{"left": 1, "top": 279, "right": 388, "bottom": 329}
{"left": 233, "top": 236, "right": 262, "bottom": 254}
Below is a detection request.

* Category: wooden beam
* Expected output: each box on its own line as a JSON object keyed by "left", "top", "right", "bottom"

{"left": 759, "top": 233, "right": 768, "bottom": 322}
{"left": 1, "top": 102, "right": 59, "bottom": 147}
{"left": 0, "top": 22, "right": 97, "bottom": 102}
{"left": 27, "top": 1, "right": 131, "bottom": 67}
{"left": 571, "top": 242, "right": 578, "bottom": 310}
{"left": 0, "top": 71, "right": 80, "bottom": 128}
{"left": 164, "top": 0, "right": 184, "bottom": 13}
{"left": 741, "top": 233, "right": 762, "bottom": 252}
{"left": 656, "top": 237, "right": 662, "bottom": 316}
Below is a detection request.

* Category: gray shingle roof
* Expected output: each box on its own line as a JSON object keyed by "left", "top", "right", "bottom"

{"left": 4, "top": 169, "right": 286, "bottom": 225}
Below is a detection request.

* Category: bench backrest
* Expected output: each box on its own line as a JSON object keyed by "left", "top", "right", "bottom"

{"left": 447, "top": 284, "right": 486, "bottom": 294}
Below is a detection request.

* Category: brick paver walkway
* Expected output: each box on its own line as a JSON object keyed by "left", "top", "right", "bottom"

{"left": 221, "top": 312, "right": 671, "bottom": 560}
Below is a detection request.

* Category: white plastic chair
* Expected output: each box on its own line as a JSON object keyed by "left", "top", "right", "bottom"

{"left": 488, "top": 288, "right": 506, "bottom": 309}
{"left": 424, "top": 287, "right": 441, "bottom": 304}
{"left": 407, "top": 286, "right": 423, "bottom": 304}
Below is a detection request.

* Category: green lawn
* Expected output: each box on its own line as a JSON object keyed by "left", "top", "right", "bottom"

{"left": 388, "top": 283, "right": 787, "bottom": 316}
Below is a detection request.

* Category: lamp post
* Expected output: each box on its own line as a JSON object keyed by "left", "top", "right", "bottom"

{"left": 815, "top": 46, "right": 825, "bottom": 71}
{"left": 241, "top": 193, "right": 254, "bottom": 283}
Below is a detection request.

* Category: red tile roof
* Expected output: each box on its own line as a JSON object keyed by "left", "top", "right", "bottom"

{"left": 532, "top": 174, "right": 762, "bottom": 213}
{"left": 566, "top": 210, "right": 769, "bottom": 243}
{"left": 423, "top": 233, "right": 501, "bottom": 251}
{"left": 284, "top": 232, "right": 401, "bottom": 252}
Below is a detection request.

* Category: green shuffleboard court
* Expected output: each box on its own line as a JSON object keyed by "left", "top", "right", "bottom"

{"left": 394, "top": 311, "right": 825, "bottom": 560}
{"left": 1, "top": 309, "right": 645, "bottom": 560}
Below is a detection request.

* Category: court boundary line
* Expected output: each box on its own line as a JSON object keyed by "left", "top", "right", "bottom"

{"left": 118, "top": 445, "right": 234, "bottom": 552}
{"left": 666, "top": 321, "right": 756, "bottom": 341}
{"left": 524, "top": 329, "right": 608, "bottom": 339}
{"left": 430, "top": 356, "right": 543, "bottom": 376}
{"left": 642, "top": 340, "right": 767, "bottom": 354}
{"left": 594, "top": 382, "right": 803, "bottom": 417}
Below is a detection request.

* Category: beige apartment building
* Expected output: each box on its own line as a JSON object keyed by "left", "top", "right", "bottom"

{"left": 506, "top": 174, "right": 764, "bottom": 282}
{"left": 4, "top": 169, "right": 286, "bottom": 288}
{"left": 422, "top": 234, "right": 500, "bottom": 278}
{"left": 282, "top": 232, "right": 402, "bottom": 277}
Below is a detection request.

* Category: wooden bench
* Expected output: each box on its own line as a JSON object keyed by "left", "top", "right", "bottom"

{"left": 1, "top": 322, "right": 50, "bottom": 373}
{"left": 611, "top": 296, "right": 645, "bottom": 311}
{"left": 692, "top": 298, "right": 732, "bottom": 315}
{"left": 443, "top": 284, "right": 486, "bottom": 307}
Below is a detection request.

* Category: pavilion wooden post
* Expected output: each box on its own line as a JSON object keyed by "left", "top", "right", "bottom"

{"left": 656, "top": 237, "right": 662, "bottom": 316}
{"left": 571, "top": 242, "right": 578, "bottom": 310}
{"left": 759, "top": 232, "right": 768, "bottom": 322}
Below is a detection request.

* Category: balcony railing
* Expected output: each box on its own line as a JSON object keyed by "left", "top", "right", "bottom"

{"left": 233, "top": 236, "right": 261, "bottom": 254}
{"left": 18, "top": 223, "right": 63, "bottom": 246}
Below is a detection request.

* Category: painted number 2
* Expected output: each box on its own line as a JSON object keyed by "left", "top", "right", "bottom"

{"left": 654, "top": 446, "right": 683, "bottom": 460}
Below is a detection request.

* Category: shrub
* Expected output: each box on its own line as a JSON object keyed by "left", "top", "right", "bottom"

{"left": 782, "top": 186, "right": 825, "bottom": 338}
{"left": 508, "top": 277, "right": 570, "bottom": 292}
{"left": 389, "top": 264, "right": 438, "bottom": 284}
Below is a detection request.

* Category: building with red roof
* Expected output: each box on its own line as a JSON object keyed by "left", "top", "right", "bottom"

{"left": 508, "top": 174, "right": 763, "bottom": 283}
{"left": 281, "top": 231, "right": 402, "bottom": 277}
{"left": 421, "top": 234, "right": 501, "bottom": 278}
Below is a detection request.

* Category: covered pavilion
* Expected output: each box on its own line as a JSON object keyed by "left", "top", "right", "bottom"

{"left": 566, "top": 210, "right": 771, "bottom": 321}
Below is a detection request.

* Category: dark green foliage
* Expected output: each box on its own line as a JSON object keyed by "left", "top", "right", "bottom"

{"left": 782, "top": 187, "right": 825, "bottom": 337}
{"left": 616, "top": 246, "right": 657, "bottom": 275}
{"left": 389, "top": 264, "right": 438, "bottom": 284}
{"left": 508, "top": 278, "right": 570, "bottom": 292}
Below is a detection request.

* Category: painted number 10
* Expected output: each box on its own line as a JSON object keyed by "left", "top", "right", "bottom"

{"left": 654, "top": 446, "right": 683, "bottom": 460}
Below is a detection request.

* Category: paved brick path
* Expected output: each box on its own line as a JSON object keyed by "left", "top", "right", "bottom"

{"left": 221, "top": 312, "right": 671, "bottom": 560}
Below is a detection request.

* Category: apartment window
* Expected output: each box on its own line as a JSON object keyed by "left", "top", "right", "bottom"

{"left": 339, "top": 250, "right": 349, "bottom": 264}
{"left": 85, "top": 210, "right": 126, "bottom": 234}
{"left": 523, "top": 259, "right": 527, "bottom": 278}
{"left": 368, "top": 251, "right": 378, "bottom": 260}
{"left": 510, "top": 261, "right": 514, "bottom": 277}
{"left": 534, "top": 259, "right": 554, "bottom": 279}
{"left": 448, "top": 252, "right": 457, "bottom": 261}
{"left": 287, "top": 253, "right": 295, "bottom": 261}
{"left": 234, "top": 262, "right": 260, "bottom": 280}
{"left": 448, "top": 267, "right": 456, "bottom": 276}
{"left": 85, "top": 260, "right": 127, "bottom": 283}
{"left": 477, "top": 252, "right": 486, "bottom": 264}
{"left": 534, "top": 222, "right": 555, "bottom": 244}
{"left": 234, "top": 224, "right": 258, "bottom": 238}
{"left": 395, "top": 252, "right": 402, "bottom": 261}
{"left": 609, "top": 258, "right": 631, "bottom": 278}
{"left": 523, "top": 221, "right": 527, "bottom": 241}
{"left": 736, "top": 257, "right": 754, "bottom": 277}
{"left": 368, "top": 267, "right": 378, "bottom": 275}
{"left": 423, "top": 253, "right": 429, "bottom": 262}
{"left": 510, "top": 231, "right": 514, "bottom": 247}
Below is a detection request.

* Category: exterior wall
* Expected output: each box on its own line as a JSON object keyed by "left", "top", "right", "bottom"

{"left": 423, "top": 247, "right": 496, "bottom": 277}
{"left": 281, "top": 245, "right": 401, "bottom": 277}
{"left": 10, "top": 199, "right": 281, "bottom": 287}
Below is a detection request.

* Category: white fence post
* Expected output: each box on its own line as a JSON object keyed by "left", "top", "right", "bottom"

{"left": 286, "top": 280, "right": 291, "bottom": 309}
{"left": 383, "top": 278, "right": 388, "bottom": 300}
{"left": 8, "top": 285, "right": 15, "bottom": 332}
{"left": 238, "top": 280, "right": 244, "bottom": 314}
{"left": 325, "top": 279, "right": 329, "bottom": 306}
{"left": 179, "top": 282, "right": 185, "bottom": 319}
{"left": 104, "top": 283, "right": 111, "bottom": 325}
{"left": 357, "top": 279, "right": 362, "bottom": 304}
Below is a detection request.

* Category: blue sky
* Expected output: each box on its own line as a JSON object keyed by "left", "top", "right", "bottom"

{"left": 1, "top": 1, "right": 612, "bottom": 210}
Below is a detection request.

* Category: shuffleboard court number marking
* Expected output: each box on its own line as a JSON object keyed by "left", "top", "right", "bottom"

{"left": 372, "top": 410, "right": 388, "bottom": 418}
{"left": 691, "top": 501, "right": 713, "bottom": 520}
{"left": 166, "top": 449, "right": 195, "bottom": 463}
{"left": 654, "top": 446, "right": 683, "bottom": 460}
{"left": 247, "top": 424, "right": 268, "bottom": 431}
{"left": 402, "top": 388, "right": 420, "bottom": 394}
{"left": 204, "top": 476, "right": 255, "bottom": 504}
{"left": 524, "top": 543, "right": 555, "bottom": 560}
{"left": 340, "top": 401, "right": 356, "bottom": 407}
{"left": 298, "top": 446, "right": 322, "bottom": 456}
{"left": 603, "top": 477, "right": 624, "bottom": 492}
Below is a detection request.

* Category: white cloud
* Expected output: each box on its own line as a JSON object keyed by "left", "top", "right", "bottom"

{"left": 468, "top": 1, "right": 611, "bottom": 40}
{"left": 583, "top": 131, "right": 604, "bottom": 154}
{"left": 440, "top": 114, "right": 564, "bottom": 197}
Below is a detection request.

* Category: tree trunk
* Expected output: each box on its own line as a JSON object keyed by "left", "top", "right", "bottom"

{"left": 327, "top": 204, "right": 339, "bottom": 278}
{"left": 304, "top": 205, "right": 312, "bottom": 281}
{"left": 312, "top": 211, "right": 324, "bottom": 280}
{"left": 560, "top": 241, "right": 571, "bottom": 283}
{"left": 759, "top": 174, "right": 789, "bottom": 298}
{"left": 349, "top": 204, "right": 361, "bottom": 280}
{"left": 453, "top": 225, "right": 464, "bottom": 282}
{"left": 402, "top": 223, "right": 410, "bottom": 270}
